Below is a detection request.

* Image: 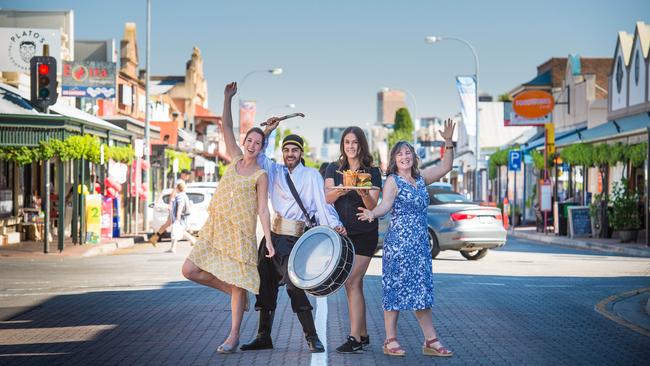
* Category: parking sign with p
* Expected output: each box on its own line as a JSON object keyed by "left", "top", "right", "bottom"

{"left": 508, "top": 150, "right": 522, "bottom": 171}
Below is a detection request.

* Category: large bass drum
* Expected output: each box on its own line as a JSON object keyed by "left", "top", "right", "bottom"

{"left": 287, "top": 226, "right": 355, "bottom": 297}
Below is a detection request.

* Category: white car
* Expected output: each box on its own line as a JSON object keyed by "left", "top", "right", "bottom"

{"left": 150, "top": 187, "right": 214, "bottom": 235}
{"left": 186, "top": 181, "right": 218, "bottom": 191}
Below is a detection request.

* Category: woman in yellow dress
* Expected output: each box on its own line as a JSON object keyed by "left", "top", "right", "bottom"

{"left": 182, "top": 82, "right": 275, "bottom": 354}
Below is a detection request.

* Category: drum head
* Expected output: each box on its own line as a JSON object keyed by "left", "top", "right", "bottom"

{"left": 288, "top": 226, "right": 342, "bottom": 290}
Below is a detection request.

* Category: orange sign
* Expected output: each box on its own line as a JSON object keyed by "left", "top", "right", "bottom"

{"left": 513, "top": 91, "right": 554, "bottom": 119}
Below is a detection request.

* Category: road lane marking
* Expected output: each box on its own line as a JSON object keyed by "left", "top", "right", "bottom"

{"left": 0, "top": 324, "right": 117, "bottom": 345}
{"left": 524, "top": 285, "right": 575, "bottom": 288}
{"left": 0, "top": 352, "right": 70, "bottom": 357}
{"left": 311, "top": 296, "right": 327, "bottom": 366}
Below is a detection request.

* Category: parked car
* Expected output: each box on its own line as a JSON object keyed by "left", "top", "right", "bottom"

{"left": 377, "top": 187, "right": 506, "bottom": 260}
{"left": 429, "top": 182, "right": 453, "bottom": 191}
{"left": 186, "top": 181, "right": 218, "bottom": 191}
{"left": 150, "top": 187, "right": 213, "bottom": 235}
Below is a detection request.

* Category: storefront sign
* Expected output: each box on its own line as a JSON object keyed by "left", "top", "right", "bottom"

{"left": 0, "top": 28, "right": 61, "bottom": 73}
{"left": 85, "top": 194, "right": 102, "bottom": 244}
{"left": 62, "top": 61, "right": 116, "bottom": 98}
{"left": 504, "top": 101, "right": 550, "bottom": 126}
{"left": 513, "top": 90, "right": 554, "bottom": 118}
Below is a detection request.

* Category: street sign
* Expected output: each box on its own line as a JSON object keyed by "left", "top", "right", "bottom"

{"left": 508, "top": 150, "right": 522, "bottom": 171}
{"left": 540, "top": 179, "right": 552, "bottom": 212}
{"left": 545, "top": 123, "right": 555, "bottom": 155}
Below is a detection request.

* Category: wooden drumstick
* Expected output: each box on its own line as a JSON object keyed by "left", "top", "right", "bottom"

{"left": 260, "top": 112, "right": 305, "bottom": 126}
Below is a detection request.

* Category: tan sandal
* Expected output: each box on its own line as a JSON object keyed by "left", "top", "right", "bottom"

{"left": 423, "top": 337, "right": 453, "bottom": 357}
{"left": 383, "top": 338, "right": 406, "bottom": 356}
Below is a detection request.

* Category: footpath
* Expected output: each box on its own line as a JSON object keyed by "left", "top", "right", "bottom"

{"left": 0, "top": 234, "right": 149, "bottom": 258}
{"left": 510, "top": 226, "right": 650, "bottom": 337}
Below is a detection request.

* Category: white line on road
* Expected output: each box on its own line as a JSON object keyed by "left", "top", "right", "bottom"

{"left": 523, "top": 285, "right": 575, "bottom": 288}
{"left": 311, "top": 296, "right": 328, "bottom": 366}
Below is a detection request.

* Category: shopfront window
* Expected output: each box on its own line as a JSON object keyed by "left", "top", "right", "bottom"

{"left": 0, "top": 162, "right": 13, "bottom": 217}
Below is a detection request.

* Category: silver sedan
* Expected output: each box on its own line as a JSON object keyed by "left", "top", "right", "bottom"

{"left": 377, "top": 188, "right": 507, "bottom": 260}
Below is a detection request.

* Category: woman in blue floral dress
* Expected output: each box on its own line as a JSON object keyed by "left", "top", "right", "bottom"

{"left": 358, "top": 119, "right": 455, "bottom": 358}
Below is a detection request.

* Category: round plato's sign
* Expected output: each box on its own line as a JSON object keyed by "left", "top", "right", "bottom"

{"left": 513, "top": 90, "right": 554, "bottom": 119}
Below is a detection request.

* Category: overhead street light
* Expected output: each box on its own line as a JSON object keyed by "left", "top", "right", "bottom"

{"left": 425, "top": 35, "right": 481, "bottom": 201}
{"left": 237, "top": 68, "right": 283, "bottom": 137}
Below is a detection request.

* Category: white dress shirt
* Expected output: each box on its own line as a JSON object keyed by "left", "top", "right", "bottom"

{"left": 257, "top": 154, "right": 342, "bottom": 229}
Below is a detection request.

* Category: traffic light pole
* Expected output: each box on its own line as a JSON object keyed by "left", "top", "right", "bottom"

{"left": 43, "top": 107, "right": 50, "bottom": 253}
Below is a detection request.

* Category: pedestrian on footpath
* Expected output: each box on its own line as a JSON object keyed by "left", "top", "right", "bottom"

{"left": 324, "top": 126, "right": 382, "bottom": 353}
{"left": 357, "top": 119, "right": 456, "bottom": 358}
{"left": 182, "top": 82, "right": 275, "bottom": 354}
{"left": 168, "top": 180, "right": 196, "bottom": 253}
{"left": 240, "top": 118, "right": 346, "bottom": 354}
{"left": 150, "top": 171, "right": 190, "bottom": 246}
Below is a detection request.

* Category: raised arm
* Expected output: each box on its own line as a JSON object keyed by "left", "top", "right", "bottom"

{"left": 222, "top": 82, "right": 243, "bottom": 159}
{"left": 357, "top": 175, "right": 398, "bottom": 222}
{"left": 421, "top": 118, "right": 455, "bottom": 185}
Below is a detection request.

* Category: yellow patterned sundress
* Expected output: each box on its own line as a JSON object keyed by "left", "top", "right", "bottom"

{"left": 187, "top": 156, "right": 266, "bottom": 294}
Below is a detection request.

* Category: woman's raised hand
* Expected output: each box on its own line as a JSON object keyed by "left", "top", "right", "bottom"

{"left": 438, "top": 118, "right": 456, "bottom": 142}
{"left": 263, "top": 117, "right": 281, "bottom": 134}
{"left": 224, "top": 82, "right": 237, "bottom": 99}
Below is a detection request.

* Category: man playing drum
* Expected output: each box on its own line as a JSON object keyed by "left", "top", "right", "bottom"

{"left": 240, "top": 119, "right": 346, "bottom": 353}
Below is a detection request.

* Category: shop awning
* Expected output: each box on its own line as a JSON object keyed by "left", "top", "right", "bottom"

{"left": 557, "top": 113, "right": 650, "bottom": 147}
{"left": 523, "top": 126, "right": 587, "bottom": 152}
{"left": 0, "top": 82, "right": 131, "bottom": 146}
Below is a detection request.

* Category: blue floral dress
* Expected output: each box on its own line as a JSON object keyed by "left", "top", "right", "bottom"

{"left": 382, "top": 174, "right": 434, "bottom": 311}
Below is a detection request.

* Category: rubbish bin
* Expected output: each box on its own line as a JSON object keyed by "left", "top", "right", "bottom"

{"left": 558, "top": 202, "right": 578, "bottom": 236}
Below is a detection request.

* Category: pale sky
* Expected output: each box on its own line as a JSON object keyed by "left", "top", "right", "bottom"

{"left": 3, "top": 0, "right": 649, "bottom": 151}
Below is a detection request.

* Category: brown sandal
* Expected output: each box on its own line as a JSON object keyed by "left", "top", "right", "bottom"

{"left": 423, "top": 337, "right": 453, "bottom": 357}
{"left": 383, "top": 338, "right": 406, "bottom": 356}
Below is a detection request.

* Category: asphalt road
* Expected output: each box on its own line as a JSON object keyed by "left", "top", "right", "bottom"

{"left": 0, "top": 236, "right": 648, "bottom": 365}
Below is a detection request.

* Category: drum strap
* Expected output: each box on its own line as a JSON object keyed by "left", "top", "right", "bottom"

{"left": 285, "top": 172, "right": 318, "bottom": 228}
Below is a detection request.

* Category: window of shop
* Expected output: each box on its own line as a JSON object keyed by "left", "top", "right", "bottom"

{"left": 0, "top": 161, "right": 14, "bottom": 217}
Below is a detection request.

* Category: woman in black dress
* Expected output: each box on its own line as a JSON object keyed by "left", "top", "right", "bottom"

{"left": 324, "top": 126, "right": 382, "bottom": 353}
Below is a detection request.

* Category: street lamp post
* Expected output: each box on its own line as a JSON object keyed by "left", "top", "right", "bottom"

{"left": 141, "top": 0, "right": 151, "bottom": 234}
{"left": 237, "top": 68, "right": 283, "bottom": 137}
{"left": 425, "top": 35, "right": 480, "bottom": 201}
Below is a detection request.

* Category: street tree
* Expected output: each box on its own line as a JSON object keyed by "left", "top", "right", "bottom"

{"left": 388, "top": 107, "right": 414, "bottom": 149}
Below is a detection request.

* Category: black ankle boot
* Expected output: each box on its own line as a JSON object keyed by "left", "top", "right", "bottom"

{"left": 305, "top": 334, "right": 325, "bottom": 353}
{"left": 297, "top": 311, "right": 324, "bottom": 353}
{"left": 241, "top": 310, "right": 274, "bottom": 351}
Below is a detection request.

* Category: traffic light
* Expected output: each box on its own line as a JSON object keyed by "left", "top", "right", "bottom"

{"left": 30, "top": 56, "right": 58, "bottom": 111}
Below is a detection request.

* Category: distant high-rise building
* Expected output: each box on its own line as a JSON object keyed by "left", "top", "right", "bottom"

{"left": 377, "top": 89, "right": 407, "bottom": 125}
{"left": 320, "top": 126, "right": 348, "bottom": 162}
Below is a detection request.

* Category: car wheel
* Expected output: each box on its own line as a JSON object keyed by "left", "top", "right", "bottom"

{"left": 460, "top": 248, "right": 488, "bottom": 260}
{"left": 428, "top": 229, "right": 440, "bottom": 259}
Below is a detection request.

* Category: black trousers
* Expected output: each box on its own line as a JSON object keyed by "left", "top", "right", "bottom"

{"left": 254, "top": 232, "right": 313, "bottom": 313}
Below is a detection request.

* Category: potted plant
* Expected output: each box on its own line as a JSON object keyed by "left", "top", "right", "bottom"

{"left": 608, "top": 179, "right": 641, "bottom": 243}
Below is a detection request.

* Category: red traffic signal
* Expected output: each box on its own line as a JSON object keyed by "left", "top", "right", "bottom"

{"left": 38, "top": 64, "right": 50, "bottom": 75}
{"left": 30, "top": 56, "right": 58, "bottom": 111}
